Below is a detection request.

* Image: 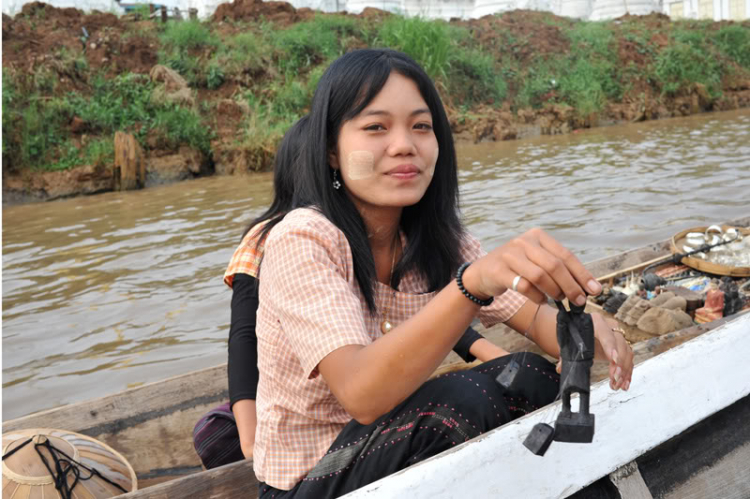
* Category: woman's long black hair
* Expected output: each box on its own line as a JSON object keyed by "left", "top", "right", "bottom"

{"left": 243, "top": 115, "right": 309, "bottom": 243}
{"left": 294, "top": 49, "right": 466, "bottom": 315}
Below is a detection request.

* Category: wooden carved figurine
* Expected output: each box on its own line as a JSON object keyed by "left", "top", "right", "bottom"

{"left": 554, "top": 300, "right": 596, "bottom": 443}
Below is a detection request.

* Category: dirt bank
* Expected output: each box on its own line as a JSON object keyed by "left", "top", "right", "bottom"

{"left": 3, "top": 1, "right": 750, "bottom": 203}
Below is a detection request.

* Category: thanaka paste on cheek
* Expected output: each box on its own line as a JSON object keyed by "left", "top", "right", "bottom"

{"left": 426, "top": 146, "right": 439, "bottom": 177}
{"left": 346, "top": 151, "right": 375, "bottom": 180}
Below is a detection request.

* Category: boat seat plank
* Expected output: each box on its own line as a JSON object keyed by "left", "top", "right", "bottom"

{"left": 118, "top": 459, "right": 258, "bottom": 499}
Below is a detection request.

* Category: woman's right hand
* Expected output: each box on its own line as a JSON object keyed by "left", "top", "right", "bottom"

{"left": 464, "top": 228, "right": 601, "bottom": 305}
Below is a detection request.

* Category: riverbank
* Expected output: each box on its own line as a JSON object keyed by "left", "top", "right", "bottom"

{"left": 3, "top": 2, "right": 750, "bottom": 203}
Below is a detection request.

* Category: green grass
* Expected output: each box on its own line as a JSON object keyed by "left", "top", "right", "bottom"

{"left": 6, "top": 12, "right": 749, "bottom": 175}
{"left": 272, "top": 15, "right": 360, "bottom": 74}
{"left": 212, "top": 31, "right": 270, "bottom": 80}
{"left": 235, "top": 65, "right": 324, "bottom": 170}
{"left": 158, "top": 20, "right": 219, "bottom": 86}
{"left": 3, "top": 72, "right": 213, "bottom": 171}
{"left": 711, "top": 25, "right": 750, "bottom": 69}
{"left": 159, "top": 20, "right": 218, "bottom": 52}
{"left": 447, "top": 49, "right": 507, "bottom": 105}
{"left": 18, "top": 98, "right": 70, "bottom": 169}
{"left": 510, "top": 20, "right": 622, "bottom": 114}
{"left": 654, "top": 41, "right": 722, "bottom": 96}
{"left": 374, "top": 16, "right": 457, "bottom": 79}
{"left": 55, "top": 137, "right": 115, "bottom": 171}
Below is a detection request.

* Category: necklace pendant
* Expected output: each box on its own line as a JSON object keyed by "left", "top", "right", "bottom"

{"left": 380, "top": 320, "right": 393, "bottom": 334}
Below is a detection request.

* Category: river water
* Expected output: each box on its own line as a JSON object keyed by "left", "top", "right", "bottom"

{"left": 3, "top": 109, "right": 749, "bottom": 420}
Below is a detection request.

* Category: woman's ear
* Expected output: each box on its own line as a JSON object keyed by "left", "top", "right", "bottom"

{"left": 328, "top": 150, "right": 339, "bottom": 170}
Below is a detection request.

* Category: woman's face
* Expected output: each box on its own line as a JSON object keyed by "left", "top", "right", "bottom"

{"left": 331, "top": 72, "right": 439, "bottom": 214}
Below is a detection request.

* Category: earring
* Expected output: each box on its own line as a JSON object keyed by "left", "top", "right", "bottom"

{"left": 332, "top": 170, "right": 341, "bottom": 190}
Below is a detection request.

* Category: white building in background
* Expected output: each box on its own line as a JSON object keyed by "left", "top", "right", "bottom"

{"left": 2, "top": 0, "right": 747, "bottom": 21}
{"left": 664, "top": 0, "right": 749, "bottom": 19}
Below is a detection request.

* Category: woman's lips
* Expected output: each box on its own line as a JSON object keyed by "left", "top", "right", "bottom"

{"left": 387, "top": 164, "right": 420, "bottom": 179}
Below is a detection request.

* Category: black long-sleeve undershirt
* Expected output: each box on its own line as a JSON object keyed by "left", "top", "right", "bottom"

{"left": 228, "top": 274, "right": 260, "bottom": 407}
{"left": 227, "top": 273, "right": 487, "bottom": 406}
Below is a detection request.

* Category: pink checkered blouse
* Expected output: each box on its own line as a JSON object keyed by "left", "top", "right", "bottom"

{"left": 252, "top": 208, "right": 526, "bottom": 489}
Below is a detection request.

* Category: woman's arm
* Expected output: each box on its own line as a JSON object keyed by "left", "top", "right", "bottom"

{"left": 317, "top": 229, "right": 632, "bottom": 423}
{"left": 228, "top": 273, "right": 260, "bottom": 459}
{"left": 232, "top": 399, "right": 257, "bottom": 459}
{"left": 453, "top": 327, "right": 509, "bottom": 363}
{"left": 468, "top": 338, "right": 509, "bottom": 362}
{"left": 270, "top": 223, "right": 631, "bottom": 425}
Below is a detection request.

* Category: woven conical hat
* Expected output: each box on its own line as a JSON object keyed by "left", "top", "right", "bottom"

{"left": 2, "top": 428, "right": 137, "bottom": 498}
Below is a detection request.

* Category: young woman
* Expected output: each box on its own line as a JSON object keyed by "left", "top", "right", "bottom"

{"left": 253, "top": 49, "right": 633, "bottom": 497}
{"left": 194, "top": 115, "right": 509, "bottom": 469}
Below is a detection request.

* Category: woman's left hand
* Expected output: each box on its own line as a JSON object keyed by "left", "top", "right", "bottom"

{"left": 591, "top": 313, "right": 633, "bottom": 391}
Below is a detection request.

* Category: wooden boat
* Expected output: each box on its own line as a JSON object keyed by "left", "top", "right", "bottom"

{"left": 4, "top": 216, "right": 749, "bottom": 498}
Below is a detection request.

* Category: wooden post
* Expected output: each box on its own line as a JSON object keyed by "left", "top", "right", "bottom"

{"left": 114, "top": 131, "right": 146, "bottom": 191}
{"left": 148, "top": 3, "right": 154, "bottom": 13}
{"left": 189, "top": 7, "right": 197, "bottom": 19}
{"left": 160, "top": 5, "right": 167, "bottom": 23}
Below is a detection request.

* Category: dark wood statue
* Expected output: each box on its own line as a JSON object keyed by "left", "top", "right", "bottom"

{"left": 523, "top": 300, "right": 596, "bottom": 455}
{"left": 553, "top": 300, "right": 596, "bottom": 443}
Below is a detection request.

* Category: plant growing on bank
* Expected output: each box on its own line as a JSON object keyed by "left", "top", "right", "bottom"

{"left": 237, "top": 66, "right": 325, "bottom": 170}
{"left": 653, "top": 23, "right": 723, "bottom": 97}
{"left": 509, "top": 20, "right": 623, "bottom": 114}
{"left": 447, "top": 49, "right": 507, "bottom": 105}
{"left": 4, "top": 72, "right": 213, "bottom": 171}
{"left": 711, "top": 25, "right": 750, "bottom": 69}
{"left": 272, "top": 15, "right": 360, "bottom": 74}
{"left": 211, "top": 31, "right": 270, "bottom": 82}
{"left": 375, "top": 16, "right": 454, "bottom": 79}
{"left": 158, "top": 19, "right": 219, "bottom": 85}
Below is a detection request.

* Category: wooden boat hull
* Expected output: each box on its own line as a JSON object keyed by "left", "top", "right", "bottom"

{"left": 4, "top": 216, "right": 749, "bottom": 498}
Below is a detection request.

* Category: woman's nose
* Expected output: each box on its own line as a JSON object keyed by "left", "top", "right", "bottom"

{"left": 387, "top": 129, "right": 417, "bottom": 156}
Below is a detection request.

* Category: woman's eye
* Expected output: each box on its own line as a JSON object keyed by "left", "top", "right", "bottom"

{"left": 364, "top": 124, "right": 385, "bottom": 131}
{"left": 415, "top": 123, "right": 433, "bottom": 131}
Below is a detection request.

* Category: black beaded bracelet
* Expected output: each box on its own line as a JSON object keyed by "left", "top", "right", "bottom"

{"left": 456, "top": 262, "right": 494, "bottom": 307}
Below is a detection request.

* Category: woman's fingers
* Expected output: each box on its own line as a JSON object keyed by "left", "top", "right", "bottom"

{"left": 480, "top": 228, "right": 600, "bottom": 305}
{"left": 522, "top": 239, "right": 587, "bottom": 305}
{"left": 502, "top": 251, "right": 559, "bottom": 305}
{"left": 593, "top": 314, "right": 634, "bottom": 391}
{"left": 535, "top": 229, "right": 601, "bottom": 297}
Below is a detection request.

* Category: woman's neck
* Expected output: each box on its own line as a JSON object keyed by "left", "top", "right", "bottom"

{"left": 361, "top": 206, "right": 401, "bottom": 250}
{"left": 358, "top": 205, "right": 402, "bottom": 285}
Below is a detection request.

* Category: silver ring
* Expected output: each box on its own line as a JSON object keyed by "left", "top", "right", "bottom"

{"left": 511, "top": 275, "right": 522, "bottom": 292}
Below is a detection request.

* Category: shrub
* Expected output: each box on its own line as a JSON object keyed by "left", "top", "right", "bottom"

{"left": 214, "top": 32, "right": 269, "bottom": 78}
{"left": 375, "top": 16, "right": 458, "bottom": 79}
{"left": 159, "top": 20, "right": 218, "bottom": 52}
{"left": 654, "top": 42, "right": 721, "bottom": 96}
{"left": 206, "top": 63, "right": 225, "bottom": 89}
{"left": 152, "top": 106, "right": 213, "bottom": 154}
{"left": 712, "top": 25, "right": 750, "bottom": 69}
{"left": 447, "top": 49, "right": 507, "bottom": 105}
{"left": 272, "top": 15, "right": 359, "bottom": 74}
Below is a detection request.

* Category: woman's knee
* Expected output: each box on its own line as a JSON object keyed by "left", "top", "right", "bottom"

{"left": 417, "top": 371, "right": 511, "bottom": 428}
{"left": 473, "top": 352, "right": 560, "bottom": 412}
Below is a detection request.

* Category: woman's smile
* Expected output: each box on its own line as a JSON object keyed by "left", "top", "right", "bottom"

{"left": 386, "top": 164, "right": 420, "bottom": 180}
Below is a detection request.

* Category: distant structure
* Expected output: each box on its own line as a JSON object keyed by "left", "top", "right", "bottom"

{"left": 2, "top": 0, "right": 748, "bottom": 21}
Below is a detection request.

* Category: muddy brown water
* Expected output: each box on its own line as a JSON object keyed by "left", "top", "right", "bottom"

{"left": 3, "top": 109, "right": 749, "bottom": 421}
